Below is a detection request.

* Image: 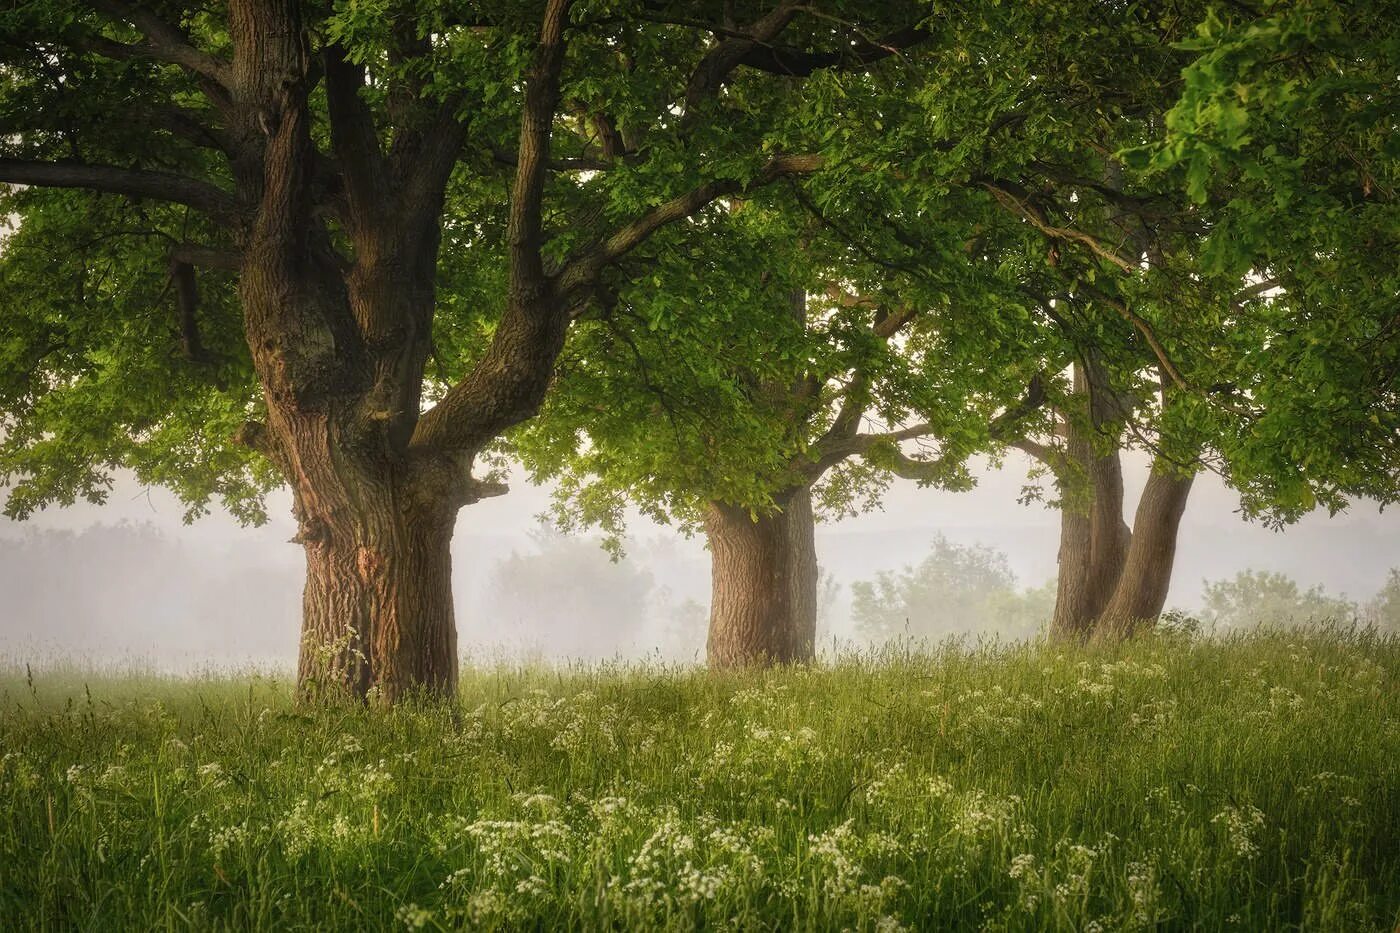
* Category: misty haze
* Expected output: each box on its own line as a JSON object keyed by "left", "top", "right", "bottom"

{"left": 4, "top": 452, "right": 1396, "bottom": 671}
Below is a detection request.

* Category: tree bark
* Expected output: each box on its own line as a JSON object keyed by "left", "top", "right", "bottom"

{"left": 295, "top": 476, "right": 459, "bottom": 703}
{"left": 1050, "top": 439, "right": 1131, "bottom": 638}
{"left": 1093, "top": 465, "right": 1194, "bottom": 640}
{"left": 1049, "top": 363, "right": 1131, "bottom": 639}
{"left": 704, "top": 485, "right": 819, "bottom": 668}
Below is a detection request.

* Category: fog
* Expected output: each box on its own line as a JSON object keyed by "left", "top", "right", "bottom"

{"left": 1, "top": 450, "right": 1395, "bottom": 672}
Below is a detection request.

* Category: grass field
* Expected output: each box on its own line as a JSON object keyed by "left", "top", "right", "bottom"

{"left": 1, "top": 628, "right": 1397, "bottom": 931}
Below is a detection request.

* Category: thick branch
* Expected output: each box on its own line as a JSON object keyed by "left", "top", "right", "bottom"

{"left": 0, "top": 158, "right": 238, "bottom": 220}
{"left": 406, "top": 1, "right": 574, "bottom": 458}
{"left": 1232, "top": 277, "right": 1282, "bottom": 306}
{"left": 324, "top": 43, "right": 387, "bottom": 223}
{"left": 1012, "top": 438, "right": 1064, "bottom": 469}
{"left": 683, "top": 3, "right": 801, "bottom": 113}
{"left": 736, "top": 23, "right": 928, "bottom": 76}
{"left": 145, "top": 105, "right": 234, "bottom": 153}
{"left": 168, "top": 258, "right": 209, "bottom": 363}
{"left": 88, "top": 0, "right": 232, "bottom": 89}
{"left": 509, "top": 0, "right": 573, "bottom": 296}
{"left": 398, "top": 99, "right": 471, "bottom": 228}
{"left": 170, "top": 242, "right": 241, "bottom": 271}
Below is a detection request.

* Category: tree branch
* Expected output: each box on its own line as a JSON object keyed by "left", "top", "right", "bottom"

{"left": 1232, "top": 277, "right": 1282, "bottom": 306}
{"left": 169, "top": 242, "right": 241, "bottom": 271}
{"left": 323, "top": 43, "right": 388, "bottom": 224}
{"left": 556, "top": 152, "right": 825, "bottom": 295}
{"left": 1077, "top": 282, "right": 1188, "bottom": 392}
{"left": 168, "top": 257, "right": 210, "bottom": 363}
{"left": 1011, "top": 438, "right": 1063, "bottom": 468}
{"left": 683, "top": 2, "right": 802, "bottom": 114}
{"left": 145, "top": 105, "right": 234, "bottom": 153}
{"left": 87, "top": 0, "right": 232, "bottom": 90}
{"left": 0, "top": 158, "right": 238, "bottom": 220}
{"left": 806, "top": 373, "right": 1049, "bottom": 481}
{"left": 977, "top": 177, "right": 1139, "bottom": 273}
{"left": 509, "top": 0, "right": 574, "bottom": 297}
{"left": 736, "top": 22, "right": 928, "bottom": 77}
{"left": 490, "top": 146, "right": 611, "bottom": 173}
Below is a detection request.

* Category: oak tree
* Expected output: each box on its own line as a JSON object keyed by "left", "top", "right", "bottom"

{"left": 0, "top": 0, "right": 931, "bottom": 699}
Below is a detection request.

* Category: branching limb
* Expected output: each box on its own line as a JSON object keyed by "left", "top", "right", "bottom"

{"left": 509, "top": 0, "right": 574, "bottom": 297}
{"left": 1076, "top": 282, "right": 1188, "bottom": 392}
{"left": 977, "top": 177, "right": 1138, "bottom": 273}
{"left": 683, "top": 2, "right": 802, "bottom": 113}
{"left": 0, "top": 157, "right": 239, "bottom": 221}
{"left": 169, "top": 243, "right": 241, "bottom": 271}
{"left": 323, "top": 43, "right": 387, "bottom": 223}
{"left": 86, "top": 0, "right": 233, "bottom": 95}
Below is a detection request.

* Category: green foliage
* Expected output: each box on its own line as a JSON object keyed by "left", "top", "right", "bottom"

{"left": 1133, "top": 0, "right": 1400, "bottom": 518}
{"left": 0, "top": 191, "right": 274, "bottom": 523}
{"left": 1201, "top": 566, "right": 1400, "bottom": 633}
{"left": 851, "top": 536, "right": 1053, "bottom": 643}
{"left": 0, "top": 0, "right": 1394, "bottom": 541}
{"left": 2, "top": 630, "right": 1397, "bottom": 929}
{"left": 0, "top": 0, "right": 938, "bottom": 524}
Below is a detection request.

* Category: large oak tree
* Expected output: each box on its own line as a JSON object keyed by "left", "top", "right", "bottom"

{"left": 0, "top": 0, "right": 931, "bottom": 700}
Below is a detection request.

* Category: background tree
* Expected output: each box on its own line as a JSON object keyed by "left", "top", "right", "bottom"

{"left": 1201, "top": 569, "right": 1359, "bottom": 631}
{"left": 518, "top": 0, "right": 1272, "bottom": 664}
{"left": 0, "top": 0, "right": 933, "bottom": 700}
{"left": 851, "top": 535, "right": 1053, "bottom": 644}
{"left": 1365, "top": 571, "right": 1400, "bottom": 631}
{"left": 996, "top": 0, "right": 1400, "bottom": 642}
{"left": 516, "top": 190, "right": 1053, "bottom": 667}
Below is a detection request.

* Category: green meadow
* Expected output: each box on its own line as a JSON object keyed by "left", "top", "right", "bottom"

{"left": 1, "top": 628, "right": 1396, "bottom": 931}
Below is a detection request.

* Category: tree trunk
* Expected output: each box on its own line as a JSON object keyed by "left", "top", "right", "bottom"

{"left": 704, "top": 485, "right": 819, "bottom": 668}
{"left": 1050, "top": 442, "right": 1131, "bottom": 639}
{"left": 1049, "top": 362, "right": 1131, "bottom": 639}
{"left": 294, "top": 475, "right": 460, "bottom": 704}
{"left": 1093, "top": 465, "right": 1194, "bottom": 640}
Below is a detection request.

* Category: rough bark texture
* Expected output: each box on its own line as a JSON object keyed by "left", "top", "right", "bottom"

{"left": 296, "top": 481, "right": 458, "bottom": 702}
{"left": 705, "top": 486, "right": 818, "bottom": 668}
{"left": 228, "top": 0, "right": 477, "bottom": 702}
{"left": 1050, "top": 434, "right": 1131, "bottom": 638}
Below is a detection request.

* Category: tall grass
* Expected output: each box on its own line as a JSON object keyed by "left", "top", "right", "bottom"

{"left": 1, "top": 628, "right": 1396, "bottom": 930}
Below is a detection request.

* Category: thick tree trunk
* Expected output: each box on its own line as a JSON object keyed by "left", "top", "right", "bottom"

{"left": 1093, "top": 466, "right": 1194, "bottom": 640}
{"left": 704, "top": 485, "right": 818, "bottom": 668}
{"left": 294, "top": 476, "right": 459, "bottom": 703}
